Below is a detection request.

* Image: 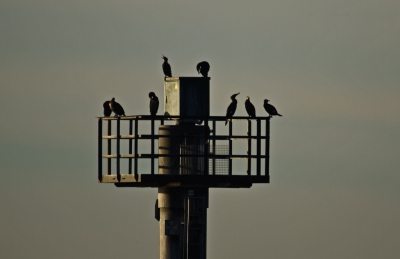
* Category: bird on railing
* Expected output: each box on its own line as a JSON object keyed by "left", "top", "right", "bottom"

{"left": 149, "top": 92, "right": 159, "bottom": 116}
{"left": 245, "top": 96, "right": 256, "bottom": 117}
{"left": 109, "top": 98, "right": 125, "bottom": 117}
{"left": 263, "top": 99, "right": 282, "bottom": 117}
{"left": 162, "top": 55, "right": 172, "bottom": 78}
{"left": 103, "top": 100, "right": 112, "bottom": 117}
{"left": 196, "top": 61, "right": 210, "bottom": 77}
{"left": 225, "top": 93, "right": 240, "bottom": 125}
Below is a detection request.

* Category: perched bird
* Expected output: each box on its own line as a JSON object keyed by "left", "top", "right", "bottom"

{"left": 162, "top": 55, "right": 172, "bottom": 78}
{"left": 103, "top": 100, "right": 112, "bottom": 117}
{"left": 109, "top": 97, "right": 125, "bottom": 117}
{"left": 225, "top": 93, "right": 240, "bottom": 125}
{"left": 245, "top": 96, "right": 256, "bottom": 117}
{"left": 149, "top": 92, "right": 159, "bottom": 116}
{"left": 263, "top": 99, "right": 282, "bottom": 117}
{"left": 196, "top": 61, "right": 210, "bottom": 77}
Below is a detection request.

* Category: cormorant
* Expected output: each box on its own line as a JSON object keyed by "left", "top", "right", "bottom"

{"left": 263, "top": 99, "right": 282, "bottom": 117}
{"left": 196, "top": 61, "right": 210, "bottom": 77}
{"left": 162, "top": 55, "right": 172, "bottom": 78}
{"left": 103, "top": 100, "right": 112, "bottom": 117}
{"left": 149, "top": 92, "right": 159, "bottom": 116}
{"left": 109, "top": 97, "right": 125, "bottom": 117}
{"left": 245, "top": 96, "right": 256, "bottom": 117}
{"left": 225, "top": 93, "right": 240, "bottom": 125}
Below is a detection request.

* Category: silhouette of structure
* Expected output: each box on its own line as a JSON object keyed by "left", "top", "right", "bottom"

{"left": 97, "top": 77, "right": 271, "bottom": 259}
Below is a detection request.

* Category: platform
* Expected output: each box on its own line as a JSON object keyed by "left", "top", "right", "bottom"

{"left": 97, "top": 115, "right": 271, "bottom": 188}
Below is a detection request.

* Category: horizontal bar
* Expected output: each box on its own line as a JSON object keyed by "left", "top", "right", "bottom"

{"left": 102, "top": 134, "right": 157, "bottom": 139}
{"left": 102, "top": 154, "right": 267, "bottom": 159}
{"left": 97, "top": 115, "right": 271, "bottom": 121}
{"left": 211, "top": 135, "right": 268, "bottom": 140}
{"left": 102, "top": 134, "right": 268, "bottom": 140}
{"left": 99, "top": 174, "right": 141, "bottom": 183}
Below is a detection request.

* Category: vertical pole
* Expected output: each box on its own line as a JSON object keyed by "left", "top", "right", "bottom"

{"left": 160, "top": 117, "right": 164, "bottom": 175}
{"left": 184, "top": 195, "right": 188, "bottom": 258}
{"left": 151, "top": 118, "right": 155, "bottom": 175}
{"left": 134, "top": 117, "right": 138, "bottom": 178}
{"left": 98, "top": 118, "right": 103, "bottom": 182}
{"left": 184, "top": 190, "right": 208, "bottom": 259}
{"left": 203, "top": 118, "right": 208, "bottom": 175}
{"left": 129, "top": 119, "right": 133, "bottom": 174}
{"left": 247, "top": 120, "right": 252, "bottom": 175}
{"left": 212, "top": 120, "right": 216, "bottom": 175}
{"left": 265, "top": 118, "right": 270, "bottom": 177}
{"left": 158, "top": 125, "right": 209, "bottom": 259}
{"left": 256, "top": 119, "right": 261, "bottom": 176}
{"left": 107, "top": 120, "right": 112, "bottom": 175}
{"left": 116, "top": 117, "right": 121, "bottom": 181}
{"left": 158, "top": 187, "right": 184, "bottom": 259}
{"left": 228, "top": 120, "right": 232, "bottom": 176}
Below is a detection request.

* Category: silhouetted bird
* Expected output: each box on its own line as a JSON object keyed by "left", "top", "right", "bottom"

{"left": 149, "top": 92, "right": 159, "bottom": 116}
{"left": 162, "top": 55, "right": 172, "bottom": 78}
{"left": 109, "top": 97, "right": 125, "bottom": 117}
{"left": 196, "top": 61, "right": 210, "bottom": 77}
{"left": 263, "top": 99, "right": 282, "bottom": 117}
{"left": 103, "top": 100, "right": 112, "bottom": 117}
{"left": 245, "top": 96, "right": 256, "bottom": 117}
{"left": 225, "top": 93, "right": 240, "bottom": 125}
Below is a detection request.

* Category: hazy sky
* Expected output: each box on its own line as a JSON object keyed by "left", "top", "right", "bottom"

{"left": 1, "top": 0, "right": 400, "bottom": 258}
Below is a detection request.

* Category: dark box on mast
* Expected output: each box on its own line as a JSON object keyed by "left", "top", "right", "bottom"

{"left": 164, "top": 77, "right": 210, "bottom": 117}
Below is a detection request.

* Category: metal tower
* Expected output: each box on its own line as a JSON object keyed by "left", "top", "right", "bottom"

{"left": 97, "top": 77, "right": 270, "bottom": 259}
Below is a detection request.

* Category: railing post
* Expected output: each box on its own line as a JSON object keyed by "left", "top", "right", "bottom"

{"left": 247, "top": 119, "right": 252, "bottom": 175}
{"left": 98, "top": 118, "right": 103, "bottom": 182}
{"left": 151, "top": 118, "right": 155, "bottom": 175}
{"left": 204, "top": 118, "right": 209, "bottom": 175}
{"left": 107, "top": 120, "right": 112, "bottom": 175}
{"left": 228, "top": 120, "right": 233, "bottom": 176}
{"left": 212, "top": 120, "right": 216, "bottom": 175}
{"left": 257, "top": 119, "right": 261, "bottom": 176}
{"left": 265, "top": 118, "right": 270, "bottom": 177}
{"left": 129, "top": 119, "right": 133, "bottom": 174}
{"left": 117, "top": 117, "right": 121, "bottom": 181}
{"left": 134, "top": 117, "right": 139, "bottom": 178}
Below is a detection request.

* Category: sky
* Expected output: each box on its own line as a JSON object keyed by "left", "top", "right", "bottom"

{"left": 1, "top": 0, "right": 400, "bottom": 258}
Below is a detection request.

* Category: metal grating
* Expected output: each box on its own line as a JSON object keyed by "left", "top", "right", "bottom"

{"left": 180, "top": 145, "right": 205, "bottom": 175}
{"left": 209, "top": 145, "right": 229, "bottom": 175}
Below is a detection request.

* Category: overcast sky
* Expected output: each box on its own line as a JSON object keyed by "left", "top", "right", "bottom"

{"left": 1, "top": 0, "right": 400, "bottom": 258}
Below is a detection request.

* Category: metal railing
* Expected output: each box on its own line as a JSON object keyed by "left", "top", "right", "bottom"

{"left": 97, "top": 115, "right": 270, "bottom": 184}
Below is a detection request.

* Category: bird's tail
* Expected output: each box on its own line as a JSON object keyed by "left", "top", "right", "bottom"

{"left": 225, "top": 119, "right": 228, "bottom": 126}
